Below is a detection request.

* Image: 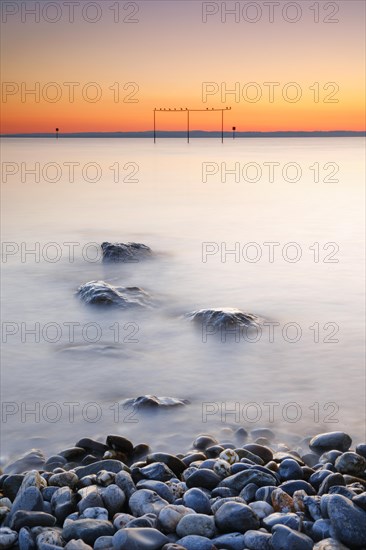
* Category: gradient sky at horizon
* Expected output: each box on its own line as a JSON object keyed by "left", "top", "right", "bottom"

{"left": 1, "top": 0, "right": 365, "bottom": 133}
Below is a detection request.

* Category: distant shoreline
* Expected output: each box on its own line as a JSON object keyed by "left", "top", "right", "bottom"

{"left": 1, "top": 130, "right": 365, "bottom": 138}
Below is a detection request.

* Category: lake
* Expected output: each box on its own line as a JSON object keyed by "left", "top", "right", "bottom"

{"left": 1, "top": 137, "right": 365, "bottom": 462}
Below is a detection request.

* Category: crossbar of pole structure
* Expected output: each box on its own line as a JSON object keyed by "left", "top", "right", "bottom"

{"left": 153, "top": 107, "right": 232, "bottom": 143}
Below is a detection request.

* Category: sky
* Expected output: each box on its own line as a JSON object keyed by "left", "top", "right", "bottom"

{"left": 1, "top": 0, "right": 365, "bottom": 133}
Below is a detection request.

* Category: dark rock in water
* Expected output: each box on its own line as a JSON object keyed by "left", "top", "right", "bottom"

{"left": 271, "top": 524, "right": 313, "bottom": 549}
{"left": 106, "top": 435, "right": 133, "bottom": 456}
{"left": 62, "top": 519, "right": 114, "bottom": 546}
{"left": 75, "top": 438, "right": 108, "bottom": 455}
{"left": 193, "top": 435, "right": 218, "bottom": 451}
{"left": 243, "top": 444, "right": 273, "bottom": 463}
{"left": 77, "top": 280, "right": 152, "bottom": 308}
{"left": 123, "top": 395, "right": 189, "bottom": 409}
{"left": 214, "top": 501, "right": 260, "bottom": 533}
{"left": 4, "top": 450, "right": 45, "bottom": 475}
{"left": 101, "top": 241, "right": 152, "bottom": 263}
{"left": 309, "top": 432, "right": 352, "bottom": 454}
{"left": 327, "top": 494, "right": 366, "bottom": 547}
{"left": 185, "top": 308, "right": 263, "bottom": 330}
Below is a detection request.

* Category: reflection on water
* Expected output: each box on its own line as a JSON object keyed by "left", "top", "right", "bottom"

{"left": 1, "top": 138, "right": 365, "bottom": 461}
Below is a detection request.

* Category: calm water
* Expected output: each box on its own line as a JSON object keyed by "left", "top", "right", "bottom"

{"left": 1, "top": 138, "right": 365, "bottom": 462}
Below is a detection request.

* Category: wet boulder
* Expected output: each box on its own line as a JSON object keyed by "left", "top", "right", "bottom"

{"left": 77, "top": 281, "right": 152, "bottom": 309}
{"left": 185, "top": 307, "right": 263, "bottom": 331}
{"left": 101, "top": 242, "right": 152, "bottom": 263}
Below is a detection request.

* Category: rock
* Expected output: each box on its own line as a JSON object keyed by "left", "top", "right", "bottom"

{"left": 175, "top": 535, "right": 215, "bottom": 550}
{"left": 219, "top": 468, "right": 278, "bottom": 493}
{"left": 219, "top": 449, "right": 239, "bottom": 465}
{"left": 158, "top": 505, "right": 195, "bottom": 534}
{"left": 64, "top": 540, "right": 93, "bottom": 550}
{"left": 137, "top": 480, "right": 174, "bottom": 503}
{"left": 18, "top": 526, "right": 36, "bottom": 550}
{"left": 271, "top": 524, "right": 313, "bottom": 549}
{"left": 126, "top": 514, "right": 157, "bottom": 529}
{"left": 80, "top": 507, "right": 109, "bottom": 521}
{"left": 9, "top": 486, "right": 44, "bottom": 518}
{"left": 78, "top": 492, "right": 104, "bottom": 514}
{"left": 75, "top": 459, "right": 127, "bottom": 479}
{"left": 146, "top": 453, "right": 187, "bottom": 477}
{"left": 214, "top": 501, "right": 260, "bottom": 533}
{"left": 101, "top": 241, "right": 152, "bottom": 263}
{"left": 309, "top": 432, "right": 352, "bottom": 454}
{"left": 278, "top": 459, "right": 303, "bottom": 481}
{"left": 271, "top": 488, "right": 294, "bottom": 512}
{"left": 113, "top": 513, "right": 135, "bottom": 530}
{"left": 100, "top": 484, "right": 125, "bottom": 516}
{"left": 36, "top": 529, "right": 64, "bottom": 547}
{"left": 75, "top": 438, "right": 108, "bottom": 455}
{"left": 49, "top": 472, "right": 78, "bottom": 489}
{"left": 263, "top": 512, "right": 300, "bottom": 531}
{"left": 10, "top": 511, "right": 56, "bottom": 530}
{"left": 0, "top": 527, "right": 18, "bottom": 549}
{"left": 327, "top": 494, "right": 366, "bottom": 547}
{"left": 94, "top": 536, "right": 114, "bottom": 550}
{"left": 77, "top": 281, "right": 152, "bottom": 309}
{"left": 313, "top": 539, "right": 350, "bottom": 549}
{"left": 129, "top": 489, "right": 169, "bottom": 516}
{"left": 356, "top": 443, "right": 366, "bottom": 458}
{"left": 279, "top": 480, "right": 315, "bottom": 496}
{"left": 353, "top": 492, "right": 366, "bottom": 510}
{"left": 176, "top": 514, "right": 215, "bottom": 538}
{"left": 318, "top": 473, "right": 345, "bottom": 496}
{"left": 2, "top": 475, "right": 24, "bottom": 500}
{"left": 123, "top": 395, "right": 189, "bottom": 409}
{"left": 135, "top": 462, "right": 176, "bottom": 482}
{"left": 185, "top": 469, "right": 221, "bottom": 491}
{"left": 115, "top": 470, "right": 136, "bottom": 499}
{"left": 112, "top": 527, "right": 168, "bottom": 550}
{"left": 185, "top": 308, "right": 263, "bottom": 331}
{"left": 249, "top": 501, "right": 273, "bottom": 519}
{"left": 51, "top": 486, "right": 77, "bottom": 523}
{"left": 312, "top": 518, "right": 332, "bottom": 541}
{"left": 20, "top": 471, "right": 48, "bottom": 492}
{"left": 242, "top": 444, "right": 273, "bottom": 463}
{"left": 182, "top": 488, "right": 211, "bottom": 515}
{"left": 62, "top": 519, "right": 114, "bottom": 545}
{"left": 105, "top": 435, "right": 133, "bottom": 456}
{"left": 3, "top": 450, "right": 45, "bottom": 475}
{"left": 240, "top": 482, "right": 258, "bottom": 503}
{"left": 243, "top": 530, "right": 272, "bottom": 550}
{"left": 335, "top": 452, "right": 366, "bottom": 476}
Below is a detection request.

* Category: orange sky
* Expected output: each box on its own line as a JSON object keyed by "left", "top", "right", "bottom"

{"left": 1, "top": 0, "right": 365, "bottom": 133}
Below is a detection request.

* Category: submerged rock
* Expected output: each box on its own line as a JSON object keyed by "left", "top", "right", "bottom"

{"left": 123, "top": 395, "right": 189, "bottom": 409}
{"left": 101, "top": 242, "right": 152, "bottom": 263}
{"left": 77, "top": 281, "right": 152, "bottom": 308}
{"left": 3, "top": 449, "right": 45, "bottom": 475}
{"left": 185, "top": 307, "right": 263, "bottom": 330}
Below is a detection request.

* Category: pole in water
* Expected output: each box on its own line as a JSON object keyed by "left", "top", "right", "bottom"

{"left": 221, "top": 110, "right": 224, "bottom": 143}
{"left": 56, "top": 128, "right": 59, "bottom": 139}
{"left": 153, "top": 109, "right": 156, "bottom": 143}
{"left": 232, "top": 126, "right": 236, "bottom": 139}
{"left": 187, "top": 109, "right": 190, "bottom": 144}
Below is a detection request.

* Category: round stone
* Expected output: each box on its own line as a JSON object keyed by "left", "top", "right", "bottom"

{"left": 0, "top": 528, "right": 18, "bottom": 549}
{"left": 176, "top": 514, "right": 215, "bottom": 538}
{"left": 112, "top": 527, "right": 169, "bottom": 550}
{"left": 335, "top": 452, "right": 366, "bottom": 476}
{"left": 271, "top": 524, "right": 313, "bottom": 550}
{"left": 182, "top": 488, "right": 211, "bottom": 515}
{"left": 214, "top": 501, "right": 260, "bottom": 533}
{"left": 309, "top": 432, "right": 352, "bottom": 455}
{"left": 327, "top": 494, "right": 366, "bottom": 547}
{"left": 158, "top": 504, "right": 195, "bottom": 534}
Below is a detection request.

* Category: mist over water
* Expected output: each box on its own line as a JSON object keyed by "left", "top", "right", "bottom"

{"left": 1, "top": 137, "right": 365, "bottom": 462}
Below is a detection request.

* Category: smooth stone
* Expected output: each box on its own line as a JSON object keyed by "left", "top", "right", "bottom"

{"left": 36, "top": 530, "right": 64, "bottom": 547}
{"left": 237, "top": 450, "right": 264, "bottom": 465}
{"left": 211, "top": 497, "right": 245, "bottom": 515}
{"left": 279, "top": 480, "right": 315, "bottom": 496}
{"left": 135, "top": 462, "right": 176, "bottom": 482}
{"left": 62, "top": 519, "right": 114, "bottom": 545}
{"left": 146, "top": 454, "right": 187, "bottom": 477}
{"left": 4, "top": 450, "right": 45, "bottom": 475}
{"left": 129, "top": 489, "right": 169, "bottom": 516}
{"left": 313, "top": 538, "right": 350, "bottom": 549}
{"left": 42, "top": 487, "right": 59, "bottom": 502}
{"left": 243, "top": 444, "right": 273, "bottom": 463}
{"left": 76, "top": 439, "right": 109, "bottom": 455}
{"left": 278, "top": 459, "right": 303, "bottom": 481}
{"left": 64, "top": 540, "right": 93, "bottom": 550}
{"left": 49, "top": 472, "right": 78, "bottom": 489}
{"left": 112, "top": 527, "right": 169, "bottom": 550}
{"left": 327, "top": 494, "right": 366, "bottom": 547}
{"left": 272, "top": 524, "right": 313, "bottom": 549}
{"left": 251, "top": 428, "right": 275, "bottom": 441}
{"left": 176, "top": 535, "right": 215, "bottom": 550}
{"left": 249, "top": 501, "right": 273, "bottom": 519}
{"left": 312, "top": 518, "right": 332, "bottom": 542}
{"left": 9, "top": 486, "right": 44, "bottom": 518}
{"left": 115, "top": 471, "right": 136, "bottom": 499}
{"left": 353, "top": 492, "right": 366, "bottom": 510}
{"left": 319, "top": 451, "right": 343, "bottom": 466}
{"left": 214, "top": 501, "right": 260, "bottom": 533}
{"left": 193, "top": 436, "right": 218, "bottom": 451}
{"left": 80, "top": 507, "right": 109, "bottom": 521}
{"left": 255, "top": 486, "right": 277, "bottom": 504}
{"left": 3, "top": 475, "right": 24, "bottom": 501}
{"left": 235, "top": 428, "right": 248, "bottom": 445}
{"left": 219, "top": 469, "right": 278, "bottom": 493}
{"left": 75, "top": 460, "right": 127, "bottom": 479}
{"left": 309, "top": 432, "right": 352, "bottom": 455}
{"left": 113, "top": 513, "right": 135, "bottom": 530}
{"left": 182, "top": 488, "right": 211, "bottom": 515}
{"left": 18, "top": 526, "right": 36, "bottom": 550}
{"left": 239, "top": 483, "right": 258, "bottom": 503}
{"left": 318, "top": 473, "right": 345, "bottom": 496}
{"left": 205, "top": 446, "right": 224, "bottom": 459}
{"left": 263, "top": 512, "right": 300, "bottom": 531}
{"left": 0, "top": 527, "right": 18, "bottom": 549}
{"left": 78, "top": 492, "right": 104, "bottom": 514}
{"left": 328, "top": 486, "right": 356, "bottom": 499}
{"left": 356, "top": 444, "right": 366, "bottom": 458}
{"left": 182, "top": 454, "right": 207, "bottom": 467}
{"left": 303, "top": 496, "right": 322, "bottom": 520}
{"left": 158, "top": 505, "right": 195, "bottom": 534}
{"left": 176, "top": 514, "right": 215, "bottom": 538}
{"left": 10, "top": 511, "right": 56, "bottom": 530}
{"left": 105, "top": 435, "right": 133, "bottom": 456}
{"left": 309, "top": 470, "right": 333, "bottom": 490}
{"left": 185, "top": 469, "right": 221, "bottom": 491}
{"left": 20, "top": 471, "right": 47, "bottom": 492}
{"left": 126, "top": 514, "right": 157, "bottom": 529}
{"left": 94, "top": 535, "right": 114, "bottom": 550}
{"left": 213, "top": 532, "right": 247, "bottom": 550}
{"left": 101, "top": 484, "right": 125, "bottom": 516}
{"left": 136, "top": 481, "right": 174, "bottom": 504}
{"left": 51, "top": 486, "right": 77, "bottom": 523}
{"left": 302, "top": 453, "right": 320, "bottom": 468}
{"left": 243, "top": 530, "right": 272, "bottom": 550}
{"left": 335, "top": 452, "right": 366, "bottom": 476}
{"left": 59, "top": 447, "right": 86, "bottom": 460}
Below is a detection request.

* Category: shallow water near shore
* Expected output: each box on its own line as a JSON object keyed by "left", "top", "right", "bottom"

{"left": 1, "top": 137, "right": 365, "bottom": 463}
